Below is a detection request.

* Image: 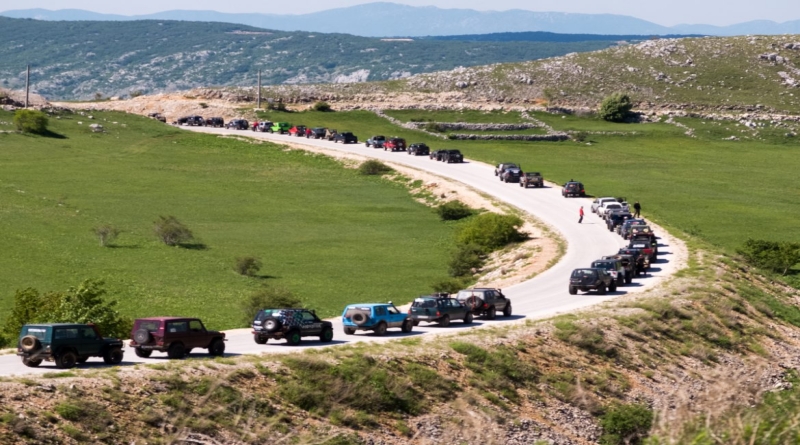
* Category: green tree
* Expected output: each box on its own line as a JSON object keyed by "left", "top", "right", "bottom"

{"left": 240, "top": 285, "right": 301, "bottom": 327}
{"left": 598, "top": 93, "right": 633, "bottom": 122}
{"left": 456, "top": 213, "right": 526, "bottom": 251}
{"left": 738, "top": 239, "right": 800, "bottom": 275}
{"left": 436, "top": 200, "right": 474, "bottom": 221}
{"left": 13, "top": 109, "right": 49, "bottom": 134}
{"left": 599, "top": 403, "right": 653, "bottom": 445}
{"left": 153, "top": 215, "right": 195, "bottom": 246}
{"left": 312, "top": 101, "right": 332, "bottom": 112}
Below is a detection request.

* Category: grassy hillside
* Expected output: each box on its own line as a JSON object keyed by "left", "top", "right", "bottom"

{"left": 253, "top": 108, "right": 800, "bottom": 255}
{"left": 0, "top": 17, "right": 620, "bottom": 100}
{"left": 0, "top": 110, "right": 458, "bottom": 328}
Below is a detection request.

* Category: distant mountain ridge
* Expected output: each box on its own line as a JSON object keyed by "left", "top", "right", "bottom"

{"left": 4, "top": 3, "right": 800, "bottom": 37}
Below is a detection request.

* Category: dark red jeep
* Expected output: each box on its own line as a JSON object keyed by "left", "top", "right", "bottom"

{"left": 384, "top": 137, "right": 407, "bottom": 152}
{"left": 129, "top": 317, "right": 226, "bottom": 359}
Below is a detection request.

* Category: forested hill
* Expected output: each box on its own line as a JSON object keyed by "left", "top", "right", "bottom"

{"left": 0, "top": 17, "right": 620, "bottom": 100}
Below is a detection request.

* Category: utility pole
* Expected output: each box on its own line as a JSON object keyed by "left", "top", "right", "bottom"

{"left": 25, "top": 65, "right": 30, "bottom": 108}
{"left": 257, "top": 70, "right": 262, "bottom": 109}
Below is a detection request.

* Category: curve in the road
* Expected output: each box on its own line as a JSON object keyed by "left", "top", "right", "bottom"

{"left": 0, "top": 126, "right": 685, "bottom": 376}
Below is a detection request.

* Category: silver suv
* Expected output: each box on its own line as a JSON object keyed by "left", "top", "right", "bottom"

{"left": 454, "top": 288, "right": 512, "bottom": 319}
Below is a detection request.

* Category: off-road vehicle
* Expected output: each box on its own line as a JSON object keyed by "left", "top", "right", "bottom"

{"left": 308, "top": 127, "right": 327, "bottom": 139}
{"left": 606, "top": 211, "right": 633, "bottom": 232}
{"left": 148, "top": 112, "right": 167, "bottom": 123}
{"left": 591, "top": 258, "right": 628, "bottom": 286}
{"left": 501, "top": 166, "right": 522, "bottom": 182}
{"left": 454, "top": 288, "right": 512, "bottom": 319}
{"left": 205, "top": 117, "right": 224, "bottom": 127}
{"left": 17, "top": 323, "right": 124, "bottom": 369}
{"left": 269, "top": 122, "right": 291, "bottom": 134}
{"left": 409, "top": 296, "right": 473, "bottom": 326}
{"left": 325, "top": 128, "right": 338, "bottom": 140}
{"left": 408, "top": 143, "right": 430, "bottom": 156}
{"left": 288, "top": 125, "right": 307, "bottom": 137}
{"left": 341, "top": 303, "right": 412, "bottom": 335}
{"left": 603, "top": 254, "right": 637, "bottom": 281}
{"left": 494, "top": 163, "right": 518, "bottom": 177}
{"left": 568, "top": 268, "right": 616, "bottom": 295}
{"left": 129, "top": 317, "right": 226, "bottom": 359}
{"left": 562, "top": 181, "right": 586, "bottom": 197}
{"left": 365, "top": 135, "right": 386, "bottom": 148}
{"left": 619, "top": 218, "right": 646, "bottom": 238}
{"left": 430, "top": 149, "right": 446, "bottom": 161}
{"left": 226, "top": 119, "right": 249, "bottom": 130}
{"left": 629, "top": 234, "right": 658, "bottom": 262}
{"left": 520, "top": 172, "right": 544, "bottom": 188}
{"left": 618, "top": 248, "right": 650, "bottom": 272}
{"left": 252, "top": 309, "right": 334, "bottom": 345}
{"left": 442, "top": 149, "right": 464, "bottom": 163}
{"left": 334, "top": 132, "right": 358, "bottom": 144}
{"left": 254, "top": 121, "right": 273, "bottom": 132}
{"left": 384, "top": 137, "right": 407, "bottom": 151}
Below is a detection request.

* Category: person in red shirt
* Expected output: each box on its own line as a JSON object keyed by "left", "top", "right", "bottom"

{"left": 579, "top": 206, "right": 584, "bottom": 223}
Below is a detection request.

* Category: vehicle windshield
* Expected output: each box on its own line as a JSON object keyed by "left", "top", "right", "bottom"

{"left": 592, "top": 262, "right": 613, "bottom": 270}
{"left": 571, "top": 269, "right": 596, "bottom": 278}
{"left": 412, "top": 298, "right": 437, "bottom": 308}
{"left": 456, "top": 290, "right": 483, "bottom": 299}
{"left": 21, "top": 326, "right": 49, "bottom": 340}
{"left": 255, "top": 310, "right": 283, "bottom": 322}
{"left": 136, "top": 320, "right": 162, "bottom": 332}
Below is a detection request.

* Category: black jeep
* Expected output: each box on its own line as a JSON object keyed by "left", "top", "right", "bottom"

{"left": 17, "top": 323, "right": 124, "bottom": 369}
{"left": 562, "top": 181, "right": 585, "bottom": 197}
{"left": 602, "top": 254, "right": 637, "bottom": 281}
{"left": 252, "top": 309, "right": 334, "bottom": 346}
{"left": 618, "top": 248, "right": 649, "bottom": 273}
{"left": 334, "top": 132, "right": 358, "bottom": 144}
{"left": 442, "top": 149, "right": 464, "bottom": 163}
{"left": 226, "top": 119, "right": 249, "bottom": 130}
{"left": 569, "top": 268, "right": 616, "bottom": 295}
{"left": 308, "top": 127, "right": 327, "bottom": 139}
{"left": 606, "top": 211, "right": 633, "bottom": 232}
{"left": 408, "top": 143, "right": 430, "bottom": 156}
{"left": 205, "top": 117, "right": 224, "bottom": 128}
{"left": 454, "top": 288, "right": 512, "bottom": 319}
{"left": 430, "top": 150, "right": 447, "bottom": 161}
{"left": 495, "top": 163, "right": 518, "bottom": 177}
{"left": 501, "top": 166, "right": 522, "bottom": 183}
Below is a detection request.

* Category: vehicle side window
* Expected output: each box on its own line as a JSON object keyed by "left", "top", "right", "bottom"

{"left": 189, "top": 320, "right": 204, "bottom": 332}
{"left": 23, "top": 327, "right": 48, "bottom": 340}
{"left": 54, "top": 328, "right": 79, "bottom": 340}
{"left": 449, "top": 299, "right": 461, "bottom": 307}
{"left": 302, "top": 312, "right": 317, "bottom": 322}
{"left": 387, "top": 306, "right": 399, "bottom": 314}
{"left": 374, "top": 306, "right": 387, "bottom": 316}
{"left": 167, "top": 321, "right": 187, "bottom": 333}
{"left": 139, "top": 321, "right": 160, "bottom": 332}
{"left": 80, "top": 327, "right": 98, "bottom": 339}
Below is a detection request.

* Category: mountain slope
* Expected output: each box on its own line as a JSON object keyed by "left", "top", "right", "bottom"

{"left": 3, "top": 3, "right": 800, "bottom": 37}
{"left": 0, "top": 17, "right": 619, "bottom": 100}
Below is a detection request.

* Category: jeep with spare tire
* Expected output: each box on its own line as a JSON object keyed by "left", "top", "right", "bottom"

{"left": 409, "top": 295, "right": 473, "bottom": 326}
{"left": 252, "top": 309, "right": 334, "bottom": 345}
{"left": 454, "top": 288, "right": 512, "bottom": 319}
{"left": 129, "top": 317, "right": 226, "bottom": 359}
{"left": 17, "top": 323, "right": 124, "bottom": 369}
{"left": 341, "top": 303, "right": 412, "bottom": 335}
{"left": 569, "top": 268, "right": 616, "bottom": 295}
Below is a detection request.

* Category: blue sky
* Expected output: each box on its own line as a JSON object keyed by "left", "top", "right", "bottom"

{"left": 1, "top": 0, "right": 798, "bottom": 26}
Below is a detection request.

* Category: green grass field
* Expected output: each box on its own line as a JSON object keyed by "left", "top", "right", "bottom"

{"left": 258, "top": 108, "right": 800, "bottom": 252}
{"left": 0, "top": 110, "right": 458, "bottom": 329}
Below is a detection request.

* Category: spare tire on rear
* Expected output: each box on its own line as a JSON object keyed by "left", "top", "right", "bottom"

{"left": 133, "top": 329, "right": 152, "bottom": 345}
{"left": 263, "top": 317, "right": 282, "bottom": 333}
{"left": 350, "top": 311, "right": 370, "bottom": 326}
{"left": 462, "top": 296, "right": 484, "bottom": 312}
{"left": 20, "top": 335, "right": 41, "bottom": 353}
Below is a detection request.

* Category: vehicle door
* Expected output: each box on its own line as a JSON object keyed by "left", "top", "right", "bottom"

{"left": 77, "top": 326, "right": 102, "bottom": 356}
{"left": 448, "top": 298, "right": 467, "bottom": 318}
{"left": 53, "top": 327, "right": 80, "bottom": 354}
{"left": 386, "top": 305, "right": 405, "bottom": 327}
{"left": 187, "top": 319, "right": 209, "bottom": 348}
{"left": 300, "top": 311, "right": 324, "bottom": 335}
{"left": 165, "top": 320, "right": 189, "bottom": 347}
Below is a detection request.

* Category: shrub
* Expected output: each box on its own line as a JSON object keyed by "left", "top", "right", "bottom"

{"left": 599, "top": 403, "right": 653, "bottom": 445}
{"left": 312, "top": 101, "right": 332, "bottom": 112}
{"left": 424, "top": 122, "right": 445, "bottom": 133}
{"left": 234, "top": 256, "right": 262, "bottom": 277}
{"left": 129, "top": 90, "right": 144, "bottom": 98}
{"left": 598, "top": 93, "right": 633, "bottom": 122}
{"left": 94, "top": 92, "right": 103, "bottom": 101}
{"left": 92, "top": 224, "right": 121, "bottom": 247}
{"left": 198, "top": 102, "right": 209, "bottom": 109}
{"left": 431, "top": 277, "right": 471, "bottom": 294}
{"left": 153, "top": 216, "right": 194, "bottom": 246}
{"left": 358, "top": 160, "right": 393, "bottom": 176}
{"left": 456, "top": 213, "right": 526, "bottom": 251}
{"left": 448, "top": 243, "right": 486, "bottom": 277}
{"left": 573, "top": 131, "right": 589, "bottom": 142}
{"left": 737, "top": 238, "right": 800, "bottom": 275}
{"left": 436, "top": 200, "right": 474, "bottom": 221}
{"left": 240, "top": 285, "right": 301, "bottom": 326}
{"left": 13, "top": 109, "right": 49, "bottom": 134}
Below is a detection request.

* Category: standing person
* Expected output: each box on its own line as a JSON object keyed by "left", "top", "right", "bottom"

{"left": 633, "top": 201, "right": 641, "bottom": 218}
{"left": 579, "top": 206, "right": 584, "bottom": 224}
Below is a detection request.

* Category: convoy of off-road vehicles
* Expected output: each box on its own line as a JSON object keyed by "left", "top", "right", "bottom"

{"left": 12, "top": 112, "right": 663, "bottom": 370}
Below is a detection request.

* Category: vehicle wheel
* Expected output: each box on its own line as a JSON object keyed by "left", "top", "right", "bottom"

{"left": 263, "top": 317, "right": 282, "bottom": 333}
{"left": 503, "top": 304, "right": 513, "bottom": 317}
{"left": 134, "top": 348, "right": 152, "bottom": 358}
{"left": 412, "top": 320, "right": 420, "bottom": 327}
{"left": 287, "top": 330, "right": 302, "bottom": 346}
{"left": 254, "top": 334, "right": 267, "bottom": 344}
{"left": 439, "top": 315, "right": 451, "bottom": 327}
{"left": 22, "top": 358, "right": 42, "bottom": 368}
{"left": 597, "top": 284, "right": 607, "bottom": 295}
{"left": 103, "top": 346, "right": 124, "bottom": 365}
{"left": 133, "top": 329, "right": 152, "bottom": 345}
{"left": 56, "top": 350, "right": 78, "bottom": 369}
{"left": 401, "top": 319, "right": 413, "bottom": 333}
{"left": 351, "top": 312, "right": 370, "bottom": 326}
{"left": 19, "top": 335, "right": 41, "bottom": 353}
{"left": 374, "top": 322, "right": 388, "bottom": 336}
{"left": 344, "top": 328, "right": 356, "bottom": 335}
{"left": 569, "top": 286, "right": 578, "bottom": 295}
{"left": 167, "top": 342, "right": 186, "bottom": 359}
{"left": 625, "top": 274, "right": 632, "bottom": 284}
{"left": 486, "top": 307, "right": 497, "bottom": 320}
{"left": 208, "top": 338, "right": 225, "bottom": 356}
{"left": 464, "top": 312, "right": 473, "bottom": 324}
{"left": 609, "top": 282, "right": 618, "bottom": 293}
{"left": 320, "top": 328, "right": 334, "bottom": 343}
{"left": 365, "top": 143, "right": 369, "bottom": 147}
{"left": 618, "top": 275, "right": 625, "bottom": 286}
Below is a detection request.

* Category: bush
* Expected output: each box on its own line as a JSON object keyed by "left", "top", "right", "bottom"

{"left": 599, "top": 403, "right": 653, "bottom": 445}
{"left": 199, "top": 102, "right": 209, "bottom": 109}
{"left": 448, "top": 243, "right": 486, "bottom": 277}
{"left": 358, "top": 160, "right": 393, "bottom": 176}
{"left": 738, "top": 238, "right": 800, "bottom": 275}
{"left": 436, "top": 200, "right": 474, "bottom": 221}
{"left": 240, "top": 285, "right": 301, "bottom": 326}
{"left": 92, "top": 224, "right": 121, "bottom": 247}
{"left": 312, "top": 101, "right": 332, "bottom": 112}
{"left": 129, "top": 90, "right": 144, "bottom": 98}
{"left": 598, "top": 93, "right": 633, "bottom": 122}
{"left": 13, "top": 109, "right": 49, "bottom": 134}
{"left": 234, "top": 256, "right": 262, "bottom": 277}
{"left": 424, "top": 122, "right": 445, "bottom": 133}
{"left": 456, "top": 213, "right": 526, "bottom": 251}
{"left": 153, "top": 216, "right": 194, "bottom": 246}
{"left": 431, "top": 277, "right": 472, "bottom": 294}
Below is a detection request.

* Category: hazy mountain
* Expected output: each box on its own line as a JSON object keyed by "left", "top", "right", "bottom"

{"left": 3, "top": 3, "right": 799, "bottom": 36}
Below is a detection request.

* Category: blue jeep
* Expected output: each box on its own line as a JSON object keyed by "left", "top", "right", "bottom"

{"left": 341, "top": 303, "right": 413, "bottom": 336}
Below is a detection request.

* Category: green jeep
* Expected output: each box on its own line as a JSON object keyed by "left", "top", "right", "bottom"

{"left": 17, "top": 323, "right": 125, "bottom": 369}
{"left": 269, "top": 122, "right": 291, "bottom": 134}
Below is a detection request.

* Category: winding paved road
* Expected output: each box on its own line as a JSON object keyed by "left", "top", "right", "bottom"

{"left": 0, "top": 127, "right": 683, "bottom": 376}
